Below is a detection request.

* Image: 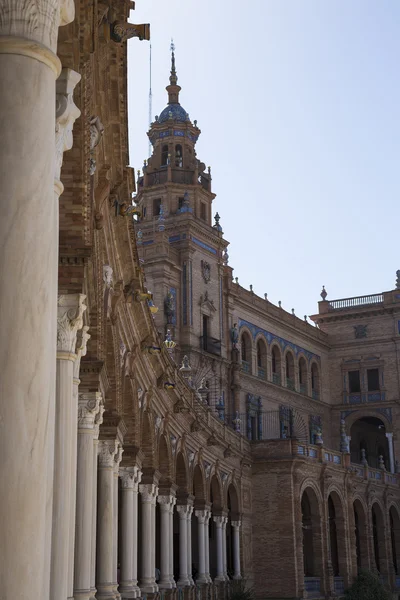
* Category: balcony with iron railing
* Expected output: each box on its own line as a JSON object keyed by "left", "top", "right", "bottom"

{"left": 257, "top": 366, "right": 266, "bottom": 380}
{"left": 241, "top": 360, "right": 250, "bottom": 374}
{"left": 272, "top": 372, "right": 281, "bottom": 385}
{"left": 286, "top": 377, "right": 296, "bottom": 391}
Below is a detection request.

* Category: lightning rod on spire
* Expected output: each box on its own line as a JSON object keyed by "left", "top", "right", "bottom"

{"left": 148, "top": 43, "right": 152, "bottom": 157}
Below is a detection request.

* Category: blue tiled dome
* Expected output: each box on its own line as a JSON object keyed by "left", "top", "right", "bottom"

{"left": 158, "top": 103, "right": 189, "bottom": 124}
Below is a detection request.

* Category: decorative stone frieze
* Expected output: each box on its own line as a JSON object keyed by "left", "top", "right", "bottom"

{"left": 57, "top": 294, "right": 87, "bottom": 355}
{"left": 55, "top": 68, "right": 81, "bottom": 181}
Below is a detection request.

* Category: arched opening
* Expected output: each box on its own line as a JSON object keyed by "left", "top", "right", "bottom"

{"left": 327, "top": 492, "right": 348, "bottom": 593}
{"left": 301, "top": 488, "right": 323, "bottom": 596}
{"left": 256, "top": 339, "right": 267, "bottom": 380}
{"left": 271, "top": 345, "right": 281, "bottom": 385}
{"left": 192, "top": 465, "right": 206, "bottom": 582}
{"left": 174, "top": 453, "right": 190, "bottom": 582}
{"left": 161, "top": 144, "right": 169, "bottom": 166}
{"left": 240, "top": 332, "right": 252, "bottom": 374}
{"left": 390, "top": 506, "right": 400, "bottom": 577}
{"left": 372, "top": 503, "right": 388, "bottom": 575}
{"left": 209, "top": 475, "right": 223, "bottom": 580}
{"left": 353, "top": 500, "right": 369, "bottom": 572}
{"left": 311, "top": 363, "right": 320, "bottom": 400}
{"left": 350, "top": 417, "right": 389, "bottom": 469}
{"left": 175, "top": 144, "right": 183, "bottom": 167}
{"left": 299, "top": 357, "right": 308, "bottom": 395}
{"left": 285, "top": 351, "right": 295, "bottom": 391}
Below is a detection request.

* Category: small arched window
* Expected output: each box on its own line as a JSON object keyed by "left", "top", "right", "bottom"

{"left": 299, "top": 357, "right": 308, "bottom": 394}
{"left": 161, "top": 145, "right": 169, "bottom": 166}
{"left": 311, "top": 363, "right": 320, "bottom": 399}
{"left": 285, "top": 352, "right": 295, "bottom": 390}
{"left": 257, "top": 339, "right": 267, "bottom": 380}
{"left": 240, "top": 333, "right": 251, "bottom": 374}
{"left": 271, "top": 346, "right": 281, "bottom": 385}
{"left": 175, "top": 144, "right": 183, "bottom": 167}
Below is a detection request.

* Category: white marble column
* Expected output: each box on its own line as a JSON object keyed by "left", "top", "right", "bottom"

{"left": 131, "top": 469, "right": 142, "bottom": 598}
{"left": 195, "top": 510, "right": 208, "bottom": 583}
{"left": 169, "top": 497, "right": 177, "bottom": 587}
{"left": 113, "top": 445, "right": 123, "bottom": 598}
{"left": 231, "top": 521, "right": 242, "bottom": 580}
{"left": 139, "top": 484, "right": 158, "bottom": 593}
{"left": 97, "top": 439, "right": 119, "bottom": 600}
{"left": 204, "top": 509, "right": 212, "bottom": 583}
{"left": 70, "top": 327, "right": 90, "bottom": 600}
{"left": 222, "top": 517, "right": 228, "bottom": 581}
{"left": 187, "top": 504, "right": 194, "bottom": 585}
{"left": 213, "top": 517, "right": 225, "bottom": 582}
{"left": 74, "top": 392, "right": 101, "bottom": 600}
{"left": 51, "top": 294, "right": 86, "bottom": 600}
{"left": 177, "top": 505, "right": 191, "bottom": 587}
{"left": 158, "top": 495, "right": 175, "bottom": 589}
{"left": 0, "top": 3, "right": 74, "bottom": 596}
{"left": 386, "top": 432, "right": 395, "bottom": 473}
{"left": 90, "top": 406, "right": 104, "bottom": 600}
{"left": 119, "top": 467, "right": 141, "bottom": 598}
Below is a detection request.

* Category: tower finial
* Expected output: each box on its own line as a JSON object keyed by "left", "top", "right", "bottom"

{"left": 170, "top": 38, "right": 177, "bottom": 85}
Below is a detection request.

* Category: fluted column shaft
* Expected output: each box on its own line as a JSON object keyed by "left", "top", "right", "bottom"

{"left": 232, "top": 521, "right": 242, "bottom": 580}
{"left": 204, "top": 510, "right": 211, "bottom": 583}
{"left": 187, "top": 504, "right": 194, "bottom": 585}
{"left": 195, "top": 511, "right": 208, "bottom": 583}
{"left": 169, "top": 498, "right": 177, "bottom": 587}
{"left": 52, "top": 294, "right": 86, "bottom": 600}
{"left": 73, "top": 392, "right": 101, "bottom": 600}
{"left": 222, "top": 517, "right": 228, "bottom": 580}
{"left": 214, "top": 517, "right": 225, "bottom": 582}
{"left": 97, "top": 440, "right": 119, "bottom": 600}
{"left": 139, "top": 484, "right": 158, "bottom": 593}
{"left": 113, "top": 446, "right": 123, "bottom": 598}
{"left": 119, "top": 467, "right": 141, "bottom": 598}
{"left": 158, "top": 496, "right": 175, "bottom": 589}
{"left": 0, "top": 3, "right": 74, "bottom": 597}
{"left": 177, "top": 505, "right": 191, "bottom": 587}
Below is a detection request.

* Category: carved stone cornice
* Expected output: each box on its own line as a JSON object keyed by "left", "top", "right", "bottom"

{"left": 55, "top": 68, "right": 81, "bottom": 182}
{"left": 78, "top": 392, "right": 101, "bottom": 430}
{"left": 57, "top": 294, "right": 87, "bottom": 356}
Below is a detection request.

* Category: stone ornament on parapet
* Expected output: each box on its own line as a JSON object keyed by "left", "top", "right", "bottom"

{"left": 57, "top": 294, "right": 87, "bottom": 357}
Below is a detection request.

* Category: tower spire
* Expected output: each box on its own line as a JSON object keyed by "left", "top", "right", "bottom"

{"left": 166, "top": 38, "right": 181, "bottom": 105}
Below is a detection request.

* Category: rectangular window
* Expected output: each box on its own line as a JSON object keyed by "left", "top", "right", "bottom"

{"left": 348, "top": 370, "right": 361, "bottom": 394}
{"left": 200, "top": 202, "right": 206, "bottom": 220}
{"left": 178, "top": 197, "right": 184, "bottom": 210}
{"left": 202, "top": 315, "right": 209, "bottom": 351}
{"left": 367, "top": 368, "right": 380, "bottom": 391}
{"left": 153, "top": 198, "right": 161, "bottom": 216}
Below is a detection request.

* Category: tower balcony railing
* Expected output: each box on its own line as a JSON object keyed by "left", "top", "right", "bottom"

{"left": 199, "top": 335, "right": 221, "bottom": 356}
{"left": 147, "top": 170, "right": 168, "bottom": 186}
{"left": 327, "top": 293, "right": 384, "bottom": 311}
{"left": 172, "top": 169, "right": 193, "bottom": 185}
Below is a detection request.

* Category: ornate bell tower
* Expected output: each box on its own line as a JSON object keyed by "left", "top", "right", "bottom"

{"left": 134, "top": 45, "right": 229, "bottom": 372}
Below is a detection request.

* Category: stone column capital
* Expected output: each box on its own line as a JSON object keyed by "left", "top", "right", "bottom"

{"left": 195, "top": 510, "right": 207, "bottom": 524}
{"left": 139, "top": 483, "right": 158, "bottom": 503}
{"left": 73, "top": 326, "right": 90, "bottom": 381}
{"left": 213, "top": 515, "right": 225, "bottom": 528}
{"left": 55, "top": 68, "right": 81, "bottom": 182}
{"left": 98, "top": 439, "right": 118, "bottom": 468}
{"left": 231, "top": 520, "right": 242, "bottom": 529}
{"left": 57, "top": 294, "right": 87, "bottom": 356}
{"left": 176, "top": 504, "right": 191, "bottom": 519}
{"left": 78, "top": 392, "right": 101, "bottom": 430}
{"left": 386, "top": 432, "right": 393, "bottom": 440}
{"left": 158, "top": 495, "right": 175, "bottom": 512}
{"left": 120, "top": 466, "right": 142, "bottom": 491}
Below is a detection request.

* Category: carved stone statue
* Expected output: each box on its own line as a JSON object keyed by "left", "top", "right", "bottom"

{"left": 165, "top": 290, "right": 175, "bottom": 325}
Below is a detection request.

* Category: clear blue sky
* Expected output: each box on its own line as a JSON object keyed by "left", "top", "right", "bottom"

{"left": 128, "top": 1, "right": 400, "bottom": 320}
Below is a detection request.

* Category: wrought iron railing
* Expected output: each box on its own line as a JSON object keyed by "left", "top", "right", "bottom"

{"left": 272, "top": 372, "right": 281, "bottom": 385}
{"left": 222, "top": 409, "right": 293, "bottom": 441}
{"left": 312, "top": 389, "right": 319, "bottom": 400}
{"left": 304, "top": 577, "right": 321, "bottom": 597}
{"left": 199, "top": 336, "right": 221, "bottom": 356}
{"left": 300, "top": 383, "right": 307, "bottom": 395}
{"left": 147, "top": 170, "right": 168, "bottom": 186}
{"left": 241, "top": 360, "right": 250, "bottom": 374}
{"left": 257, "top": 367, "right": 266, "bottom": 380}
{"left": 172, "top": 169, "right": 193, "bottom": 185}
{"left": 328, "top": 293, "right": 383, "bottom": 311}
{"left": 334, "top": 577, "right": 344, "bottom": 594}
{"left": 286, "top": 377, "right": 296, "bottom": 391}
